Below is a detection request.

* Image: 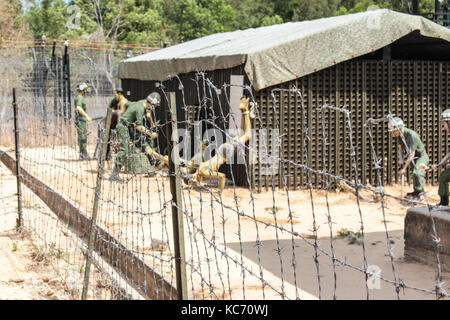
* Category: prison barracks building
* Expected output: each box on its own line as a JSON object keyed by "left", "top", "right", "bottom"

{"left": 118, "top": 10, "right": 450, "bottom": 191}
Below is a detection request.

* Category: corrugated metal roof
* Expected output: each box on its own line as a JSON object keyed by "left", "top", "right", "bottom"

{"left": 118, "top": 9, "right": 450, "bottom": 91}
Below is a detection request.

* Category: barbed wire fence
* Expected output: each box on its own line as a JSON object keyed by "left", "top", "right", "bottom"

{"left": 0, "top": 42, "right": 448, "bottom": 300}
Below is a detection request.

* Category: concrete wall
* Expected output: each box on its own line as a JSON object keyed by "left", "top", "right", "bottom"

{"left": 404, "top": 207, "right": 450, "bottom": 272}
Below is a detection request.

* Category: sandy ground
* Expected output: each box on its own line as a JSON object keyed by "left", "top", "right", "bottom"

{"left": 0, "top": 164, "right": 126, "bottom": 300}
{"left": 1, "top": 144, "right": 449, "bottom": 300}
{"left": 0, "top": 230, "right": 71, "bottom": 300}
{"left": 0, "top": 169, "right": 70, "bottom": 300}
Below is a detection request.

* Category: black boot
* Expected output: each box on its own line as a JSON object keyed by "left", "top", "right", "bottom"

{"left": 407, "top": 190, "right": 421, "bottom": 200}
{"left": 438, "top": 195, "right": 449, "bottom": 207}
{"left": 109, "top": 165, "right": 123, "bottom": 182}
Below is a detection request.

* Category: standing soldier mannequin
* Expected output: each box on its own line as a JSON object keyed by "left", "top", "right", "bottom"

{"left": 109, "top": 92, "right": 168, "bottom": 182}
{"left": 74, "top": 83, "right": 92, "bottom": 160}
{"left": 431, "top": 109, "right": 450, "bottom": 206}
{"left": 95, "top": 87, "right": 128, "bottom": 168}
{"left": 108, "top": 87, "right": 128, "bottom": 115}
{"left": 389, "top": 117, "right": 429, "bottom": 200}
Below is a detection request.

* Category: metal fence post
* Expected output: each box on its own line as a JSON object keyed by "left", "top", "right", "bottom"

{"left": 166, "top": 92, "right": 188, "bottom": 300}
{"left": 62, "top": 42, "right": 68, "bottom": 119}
{"left": 66, "top": 50, "right": 72, "bottom": 120}
{"left": 51, "top": 40, "right": 58, "bottom": 119}
{"left": 12, "top": 88, "right": 23, "bottom": 233}
{"left": 81, "top": 108, "right": 113, "bottom": 300}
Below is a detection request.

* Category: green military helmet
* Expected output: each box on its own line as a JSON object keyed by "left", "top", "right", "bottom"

{"left": 146, "top": 92, "right": 161, "bottom": 106}
{"left": 440, "top": 109, "right": 450, "bottom": 121}
{"left": 77, "top": 82, "right": 90, "bottom": 92}
{"left": 388, "top": 117, "right": 404, "bottom": 132}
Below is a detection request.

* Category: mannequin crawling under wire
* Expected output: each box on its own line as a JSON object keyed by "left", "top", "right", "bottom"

{"left": 181, "top": 96, "right": 254, "bottom": 191}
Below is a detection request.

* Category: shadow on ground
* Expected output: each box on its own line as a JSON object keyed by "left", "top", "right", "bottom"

{"left": 228, "top": 230, "right": 447, "bottom": 300}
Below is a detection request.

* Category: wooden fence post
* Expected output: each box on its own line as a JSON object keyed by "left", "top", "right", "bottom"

{"left": 81, "top": 108, "right": 113, "bottom": 300}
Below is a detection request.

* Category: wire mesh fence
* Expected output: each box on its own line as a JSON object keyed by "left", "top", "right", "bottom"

{"left": 0, "top": 43, "right": 449, "bottom": 300}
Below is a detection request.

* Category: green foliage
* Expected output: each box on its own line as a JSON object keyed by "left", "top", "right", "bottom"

{"left": 338, "top": 227, "right": 351, "bottom": 237}
{"left": 338, "top": 227, "right": 362, "bottom": 245}
{"left": 334, "top": 0, "right": 436, "bottom": 15}
{"left": 31, "top": 245, "right": 45, "bottom": 261}
{"left": 229, "top": 0, "right": 279, "bottom": 29}
{"left": 335, "top": 0, "right": 395, "bottom": 16}
{"left": 25, "top": 0, "right": 68, "bottom": 39}
{"left": 0, "top": 0, "right": 31, "bottom": 39}
{"left": 264, "top": 206, "right": 282, "bottom": 213}
{"left": 160, "top": 0, "right": 237, "bottom": 41}
{"left": 20, "top": 0, "right": 444, "bottom": 44}
{"left": 261, "top": 14, "right": 284, "bottom": 27}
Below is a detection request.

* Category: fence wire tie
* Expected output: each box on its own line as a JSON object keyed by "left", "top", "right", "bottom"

{"left": 436, "top": 282, "right": 447, "bottom": 298}
{"left": 253, "top": 240, "right": 262, "bottom": 249}
{"left": 273, "top": 247, "right": 283, "bottom": 256}
{"left": 261, "top": 279, "right": 268, "bottom": 288}
{"left": 312, "top": 254, "right": 319, "bottom": 264}
{"left": 432, "top": 236, "right": 441, "bottom": 246}
{"left": 388, "top": 247, "right": 396, "bottom": 258}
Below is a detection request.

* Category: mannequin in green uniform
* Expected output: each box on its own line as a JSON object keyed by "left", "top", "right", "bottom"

{"left": 74, "top": 83, "right": 93, "bottom": 160}
{"left": 389, "top": 117, "right": 429, "bottom": 200}
{"left": 108, "top": 87, "right": 128, "bottom": 115}
{"left": 431, "top": 109, "right": 450, "bottom": 206}
{"left": 95, "top": 87, "right": 128, "bottom": 170}
{"left": 109, "top": 92, "right": 168, "bottom": 182}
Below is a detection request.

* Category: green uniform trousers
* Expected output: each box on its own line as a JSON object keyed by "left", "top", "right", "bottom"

{"left": 76, "top": 119, "right": 87, "bottom": 153}
{"left": 412, "top": 153, "right": 429, "bottom": 192}
{"left": 438, "top": 167, "right": 450, "bottom": 197}
{"left": 114, "top": 122, "right": 154, "bottom": 168}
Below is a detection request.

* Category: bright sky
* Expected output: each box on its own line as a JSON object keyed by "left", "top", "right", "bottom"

{"left": 20, "top": 0, "right": 74, "bottom": 12}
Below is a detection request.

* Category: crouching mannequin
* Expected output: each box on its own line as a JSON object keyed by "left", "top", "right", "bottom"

{"left": 109, "top": 92, "right": 168, "bottom": 182}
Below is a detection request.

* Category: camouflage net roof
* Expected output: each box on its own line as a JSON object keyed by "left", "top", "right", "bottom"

{"left": 119, "top": 9, "right": 450, "bottom": 91}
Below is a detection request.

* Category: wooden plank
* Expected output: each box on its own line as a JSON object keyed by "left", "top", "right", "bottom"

{"left": 307, "top": 76, "right": 313, "bottom": 184}
{"left": 361, "top": 62, "right": 367, "bottom": 185}
{"left": 167, "top": 92, "right": 188, "bottom": 300}
{"left": 387, "top": 61, "right": 392, "bottom": 185}
{"left": 335, "top": 66, "right": 340, "bottom": 180}
{"left": 293, "top": 80, "right": 299, "bottom": 189}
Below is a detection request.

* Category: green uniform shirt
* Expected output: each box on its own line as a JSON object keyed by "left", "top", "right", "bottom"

{"left": 108, "top": 97, "right": 120, "bottom": 110}
{"left": 398, "top": 127, "right": 425, "bottom": 155}
{"left": 74, "top": 94, "right": 87, "bottom": 122}
{"left": 121, "top": 100, "right": 148, "bottom": 127}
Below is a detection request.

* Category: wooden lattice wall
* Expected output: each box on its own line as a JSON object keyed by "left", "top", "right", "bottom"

{"left": 251, "top": 60, "right": 450, "bottom": 191}
{"left": 122, "top": 60, "right": 450, "bottom": 191}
